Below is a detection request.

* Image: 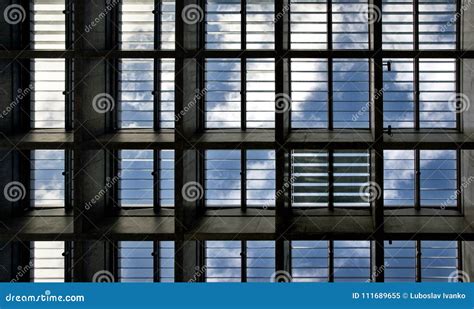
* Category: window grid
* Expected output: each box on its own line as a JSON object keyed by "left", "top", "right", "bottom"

{"left": 30, "top": 241, "right": 66, "bottom": 282}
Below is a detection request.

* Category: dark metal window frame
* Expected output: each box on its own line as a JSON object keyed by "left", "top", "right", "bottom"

{"left": 28, "top": 240, "right": 74, "bottom": 282}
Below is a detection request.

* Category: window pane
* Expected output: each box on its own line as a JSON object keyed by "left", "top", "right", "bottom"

{"left": 292, "top": 150, "right": 329, "bottom": 208}
{"left": 206, "top": 0, "right": 241, "bottom": 49}
{"left": 205, "top": 241, "right": 241, "bottom": 282}
{"left": 161, "top": 0, "right": 176, "bottom": 49}
{"left": 205, "top": 150, "right": 241, "bottom": 208}
{"left": 384, "top": 240, "right": 416, "bottom": 282}
{"left": 384, "top": 150, "right": 415, "bottom": 207}
{"left": 291, "top": 241, "right": 328, "bottom": 282}
{"left": 119, "top": 241, "right": 154, "bottom": 282}
{"left": 205, "top": 59, "right": 241, "bottom": 128}
{"left": 160, "top": 150, "right": 175, "bottom": 207}
{"left": 382, "top": 0, "right": 414, "bottom": 50}
{"left": 247, "top": 241, "right": 275, "bottom": 282}
{"left": 31, "top": 241, "right": 65, "bottom": 282}
{"left": 246, "top": 150, "right": 275, "bottom": 208}
{"left": 246, "top": 59, "right": 275, "bottom": 128}
{"left": 120, "top": 0, "right": 154, "bottom": 50}
{"left": 246, "top": 0, "right": 274, "bottom": 49}
{"left": 334, "top": 150, "right": 370, "bottom": 207}
{"left": 383, "top": 59, "right": 414, "bottom": 128}
{"left": 333, "top": 240, "right": 371, "bottom": 282}
{"left": 421, "top": 241, "right": 458, "bottom": 282}
{"left": 290, "top": 0, "right": 327, "bottom": 49}
{"left": 332, "top": 0, "right": 368, "bottom": 49}
{"left": 420, "top": 150, "right": 457, "bottom": 208}
{"left": 419, "top": 59, "right": 456, "bottom": 128}
{"left": 160, "top": 241, "right": 175, "bottom": 282}
{"left": 160, "top": 59, "right": 175, "bottom": 129}
{"left": 31, "top": 150, "right": 65, "bottom": 208}
{"left": 333, "top": 59, "right": 369, "bottom": 128}
{"left": 419, "top": 0, "right": 456, "bottom": 50}
{"left": 291, "top": 59, "right": 328, "bottom": 128}
{"left": 31, "top": 59, "right": 66, "bottom": 128}
{"left": 31, "top": 0, "right": 65, "bottom": 50}
{"left": 119, "top": 59, "right": 154, "bottom": 128}
{"left": 119, "top": 150, "right": 154, "bottom": 208}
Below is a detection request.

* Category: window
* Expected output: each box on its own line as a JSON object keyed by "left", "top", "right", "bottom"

{"left": 384, "top": 150, "right": 457, "bottom": 208}
{"left": 291, "top": 241, "right": 328, "bottom": 282}
{"left": 206, "top": 0, "right": 241, "bottom": 49}
{"left": 119, "top": 150, "right": 154, "bottom": 208}
{"left": 118, "top": 150, "right": 175, "bottom": 208}
{"left": 332, "top": 0, "right": 368, "bottom": 49}
{"left": 291, "top": 150, "right": 370, "bottom": 208}
{"left": 246, "top": 150, "right": 275, "bottom": 208}
{"left": 291, "top": 59, "right": 328, "bottom": 128}
{"left": 118, "top": 241, "right": 154, "bottom": 282}
{"left": 333, "top": 241, "right": 371, "bottom": 282}
{"left": 118, "top": 241, "right": 175, "bottom": 282}
{"left": 383, "top": 59, "right": 414, "bottom": 128}
{"left": 31, "top": 150, "right": 66, "bottom": 208}
{"left": 246, "top": 59, "right": 275, "bottom": 128}
{"left": 382, "top": 0, "right": 414, "bottom": 50}
{"left": 418, "top": 0, "right": 456, "bottom": 50}
{"left": 205, "top": 150, "right": 275, "bottom": 209}
{"left": 205, "top": 241, "right": 275, "bottom": 282}
{"left": 205, "top": 150, "right": 241, "bottom": 208}
{"left": 120, "top": 0, "right": 155, "bottom": 50}
{"left": 384, "top": 240, "right": 416, "bottom": 282}
{"left": 385, "top": 240, "right": 460, "bottom": 282}
{"left": 31, "top": 1, "right": 67, "bottom": 129}
{"left": 384, "top": 150, "right": 415, "bottom": 207}
{"left": 30, "top": 241, "right": 65, "bottom": 282}
{"left": 119, "top": 59, "right": 154, "bottom": 128}
{"left": 246, "top": 0, "right": 274, "bottom": 49}
{"left": 205, "top": 59, "right": 241, "bottom": 129}
{"left": 290, "top": 0, "right": 327, "bottom": 49}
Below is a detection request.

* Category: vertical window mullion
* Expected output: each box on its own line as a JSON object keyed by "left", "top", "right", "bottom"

{"left": 153, "top": 241, "right": 160, "bottom": 282}
{"left": 64, "top": 149, "right": 73, "bottom": 211}
{"left": 241, "top": 240, "right": 247, "bottom": 282}
{"left": 154, "top": 150, "right": 161, "bottom": 212}
{"left": 328, "top": 240, "right": 334, "bottom": 282}
{"left": 241, "top": 149, "right": 247, "bottom": 211}
{"left": 328, "top": 150, "right": 334, "bottom": 210}
{"left": 415, "top": 240, "right": 421, "bottom": 282}
{"left": 414, "top": 57, "right": 420, "bottom": 130}
{"left": 65, "top": 0, "right": 74, "bottom": 131}
{"left": 64, "top": 241, "right": 73, "bottom": 282}
{"left": 415, "top": 149, "right": 421, "bottom": 210}
{"left": 154, "top": 0, "right": 162, "bottom": 130}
